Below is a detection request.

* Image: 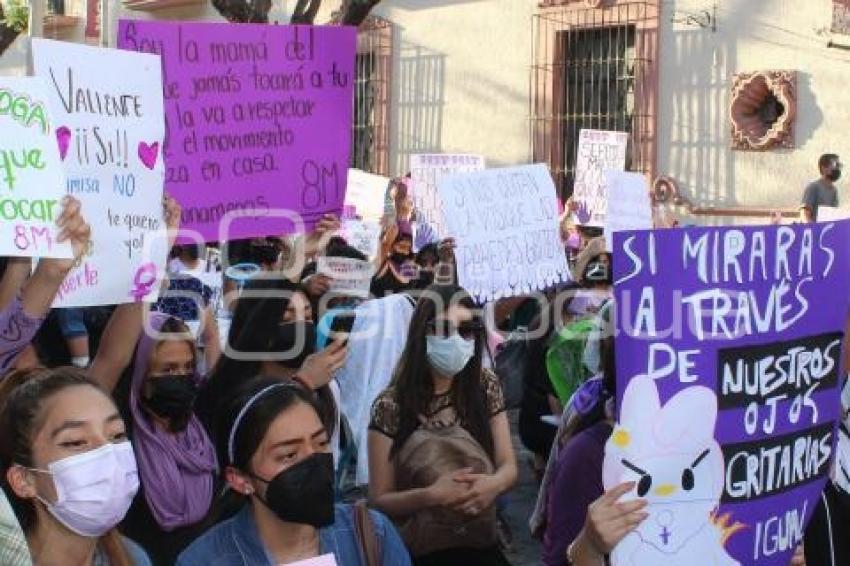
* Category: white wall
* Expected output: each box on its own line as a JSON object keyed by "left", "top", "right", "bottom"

{"left": 658, "top": 0, "right": 850, "bottom": 221}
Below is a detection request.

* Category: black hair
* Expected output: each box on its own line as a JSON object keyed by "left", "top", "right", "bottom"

{"left": 199, "top": 278, "right": 336, "bottom": 440}
{"left": 326, "top": 240, "right": 368, "bottom": 262}
{"left": 415, "top": 244, "right": 439, "bottom": 267}
{"left": 389, "top": 284, "right": 493, "bottom": 459}
{"left": 217, "top": 376, "right": 322, "bottom": 473}
{"left": 181, "top": 244, "right": 202, "bottom": 262}
{"left": 819, "top": 153, "right": 839, "bottom": 172}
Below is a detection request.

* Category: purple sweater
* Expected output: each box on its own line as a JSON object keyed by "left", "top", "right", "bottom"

{"left": 542, "top": 421, "right": 613, "bottom": 566}
{"left": 0, "top": 296, "right": 45, "bottom": 373}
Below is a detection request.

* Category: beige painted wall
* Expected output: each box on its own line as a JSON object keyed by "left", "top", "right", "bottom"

{"left": 4, "top": 0, "right": 848, "bottom": 218}
{"left": 658, "top": 0, "right": 850, "bottom": 222}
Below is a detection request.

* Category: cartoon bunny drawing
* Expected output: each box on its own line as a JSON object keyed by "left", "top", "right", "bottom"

{"left": 603, "top": 375, "right": 740, "bottom": 566}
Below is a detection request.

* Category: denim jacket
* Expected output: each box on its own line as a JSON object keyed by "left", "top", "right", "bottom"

{"left": 176, "top": 504, "right": 410, "bottom": 566}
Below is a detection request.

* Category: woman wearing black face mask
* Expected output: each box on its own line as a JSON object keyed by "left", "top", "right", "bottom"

{"left": 371, "top": 224, "right": 418, "bottom": 297}
{"left": 119, "top": 314, "right": 219, "bottom": 565}
{"left": 178, "top": 377, "right": 411, "bottom": 565}
{"left": 197, "top": 278, "right": 346, "bottom": 459}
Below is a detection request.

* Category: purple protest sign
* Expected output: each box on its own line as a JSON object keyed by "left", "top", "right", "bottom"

{"left": 606, "top": 222, "right": 850, "bottom": 565}
{"left": 117, "top": 21, "right": 355, "bottom": 242}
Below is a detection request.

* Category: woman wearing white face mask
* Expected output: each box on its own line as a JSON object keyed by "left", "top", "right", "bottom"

{"left": 369, "top": 284, "right": 518, "bottom": 565}
{"left": 0, "top": 368, "right": 149, "bottom": 565}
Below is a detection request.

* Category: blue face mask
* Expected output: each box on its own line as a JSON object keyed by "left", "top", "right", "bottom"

{"left": 426, "top": 333, "right": 475, "bottom": 377}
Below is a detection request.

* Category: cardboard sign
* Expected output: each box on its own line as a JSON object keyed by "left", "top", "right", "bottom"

{"left": 607, "top": 221, "right": 850, "bottom": 565}
{"left": 817, "top": 205, "right": 850, "bottom": 222}
{"left": 32, "top": 39, "right": 167, "bottom": 307}
{"left": 117, "top": 21, "right": 356, "bottom": 242}
{"left": 572, "top": 129, "right": 628, "bottom": 227}
{"left": 604, "top": 171, "right": 652, "bottom": 252}
{"left": 316, "top": 256, "right": 374, "bottom": 298}
{"left": 0, "top": 77, "right": 72, "bottom": 259}
{"left": 439, "top": 164, "right": 570, "bottom": 301}
{"left": 341, "top": 219, "right": 381, "bottom": 259}
{"left": 410, "top": 154, "right": 484, "bottom": 239}
{"left": 345, "top": 169, "right": 389, "bottom": 222}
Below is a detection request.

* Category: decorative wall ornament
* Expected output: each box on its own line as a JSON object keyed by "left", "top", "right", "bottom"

{"left": 730, "top": 70, "right": 796, "bottom": 151}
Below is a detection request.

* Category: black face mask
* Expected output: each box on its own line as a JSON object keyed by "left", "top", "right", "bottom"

{"left": 270, "top": 322, "right": 317, "bottom": 369}
{"left": 417, "top": 269, "right": 435, "bottom": 288}
{"left": 390, "top": 252, "right": 411, "bottom": 265}
{"left": 252, "top": 452, "right": 335, "bottom": 528}
{"left": 143, "top": 374, "right": 198, "bottom": 427}
{"left": 828, "top": 169, "right": 842, "bottom": 182}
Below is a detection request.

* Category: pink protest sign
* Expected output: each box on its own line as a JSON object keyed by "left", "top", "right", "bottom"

{"left": 117, "top": 21, "right": 356, "bottom": 242}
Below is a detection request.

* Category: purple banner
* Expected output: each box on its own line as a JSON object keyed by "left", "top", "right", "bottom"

{"left": 607, "top": 222, "right": 850, "bottom": 565}
{"left": 118, "top": 21, "right": 355, "bottom": 242}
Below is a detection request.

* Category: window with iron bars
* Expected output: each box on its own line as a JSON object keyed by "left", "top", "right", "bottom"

{"left": 532, "top": 1, "right": 658, "bottom": 200}
{"left": 350, "top": 17, "right": 392, "bottom": 176}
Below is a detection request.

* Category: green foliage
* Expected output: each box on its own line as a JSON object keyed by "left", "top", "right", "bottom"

{"left": 1, "top": 0, "right": 28, "bottom": 33}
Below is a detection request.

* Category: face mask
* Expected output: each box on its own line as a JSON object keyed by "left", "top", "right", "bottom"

{"left": 252, "top": 452, "right": 334, "bottom": 528}
{"left": 390, "top": 252, "right": 411, "bottom": 265}
{"left": 144, "top": 374, "right": 198, "bottom": 427}
{"left": 30, "top": 442, "right": 139, "bottom": 537}
{"left": 426, "top": 333, "right": 475, "bottom": 377}
{"left": 271, "top": 322, "right": 317, "bottom": 369}
{"left": 417, "top": 269, "right": 435, "bottom": 288}
{"left": 584, "top": 261, "right": 611, "bottom": 284}
{"left": 828, "top": 168, "right": 842, "bottom": 182}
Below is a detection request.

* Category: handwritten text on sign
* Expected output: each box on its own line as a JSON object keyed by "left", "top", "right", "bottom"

{"left": 118, "top": 21, "right": 356, "bottom": 242}
{"left": 32, "top": 39, "right": 167, "bottom": 307}
{"left": 439, "top": 164, "right": 570, "bottom": 301}
{"left": 572, "top": 129, "right": 628, "bottom": 227}
{"left": 410, "top": 154, "right": 484, "bottom": 240}
{"left": 606, "top": 222, "right": 850, "bottom": 566}
{"left": 0, "top": 77, "right": 72, "bottom": 259}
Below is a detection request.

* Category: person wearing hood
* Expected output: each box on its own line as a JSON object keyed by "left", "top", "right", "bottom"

{"left": 117, "top": 313, "right": 218, "bottom": 565}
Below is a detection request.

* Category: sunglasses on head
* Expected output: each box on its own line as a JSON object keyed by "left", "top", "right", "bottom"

{"left": 427, "top": 318, "right": 484, "bottom": 340}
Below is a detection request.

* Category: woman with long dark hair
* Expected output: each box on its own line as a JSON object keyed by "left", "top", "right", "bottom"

{"left": 197, "top": 277, "right": 346, "bottom": 446}
{"left": 368, "top": 284, "right": 517, "bottom": 565}
{"left": 178, "top": 377, "right": 410, "bottom": 565}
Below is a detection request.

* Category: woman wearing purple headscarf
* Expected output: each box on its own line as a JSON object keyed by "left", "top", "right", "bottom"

{"left": 118, "top": 313, "right": 218, "bottom": 565}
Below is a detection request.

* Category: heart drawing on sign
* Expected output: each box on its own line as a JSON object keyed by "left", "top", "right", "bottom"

{"left": 138, "top": 141, "right": 159, "bottom": 170}
{"left": 56, "top": 126, "right": 71, "bottom": 161}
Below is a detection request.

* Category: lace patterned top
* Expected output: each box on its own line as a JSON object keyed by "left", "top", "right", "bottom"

{"left": 369, "top": 368, "right": 506, "bottom": 438}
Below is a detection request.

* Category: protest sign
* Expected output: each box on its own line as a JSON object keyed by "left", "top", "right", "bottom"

{"left": 439, "top": 163, "right": 569, "bottom": 301}
{"left": 316, "top": 256, "right": 374, "bottom": 298}
{"left": 572, "top": 129, "right": 628, "bottom": 227}
{"left": 606, "top": 221, "right": 850, "bottom": 565}
{"left": 410, "top": 154, "right": 484, "bottom": 239}
{"left": 287, "top": 555, "right": 337, "bottom": 566}
{"left": 341, "top": 219, "right": 381, "bottom": 259}
{"left": 604, "top": 171, "right": 652, "bottom": 252}
{"left": 345, "top": 169, "right": 389, "bottom": 222}
{"left": 117, "top": 21, "right": 356, "bottom": 242}
{"left": 32, "top": 39, "right": 167, "bottom": 307}
{"left": 0, "top": 77, "right": 72, "bottom": 259}
{"left": 817, "top": 206, "right": 850, "bottom": 222}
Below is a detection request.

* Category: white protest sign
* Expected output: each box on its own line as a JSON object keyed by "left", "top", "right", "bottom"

{"left": 341, "top": 219, "right": 381, "bottom": 259}
{"left": 345, "top": 169, "right": 390, "bottom": 222}
{"left": 572, "top": 129, "right": 628, "bottom": 227}
{"left": 317, "top": 256, "right": 375, "bottom": 298}
{"left": 410, "top": 154, "right": 484, "bottom": 239}
{"left": 0, "top": 77, "right": 72, "bottom": 259}
{"left": 439, "top": 163, "right": 570, "bottom": 301}
{"left": 604, "top": 171, "right": 652, "bottom": 252}
{"left": 286, "top": 554, "right": 338, "bottom": 566}
{"left": 817, "top": 206, "right": 850, "bottom": 222}
{"left": 32, "top": 39, "right": 167, "bottom": 307}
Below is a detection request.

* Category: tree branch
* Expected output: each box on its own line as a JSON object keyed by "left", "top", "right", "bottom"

{"left": 342, "top": 0, "right": 381, "bottom": 27}
{"left": 290, "top": 0, "right": 322, "bottom": 24}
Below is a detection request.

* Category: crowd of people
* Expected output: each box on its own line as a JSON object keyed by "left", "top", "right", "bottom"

{"left": 0, "top": 154, "right": 846, "bottom": 566}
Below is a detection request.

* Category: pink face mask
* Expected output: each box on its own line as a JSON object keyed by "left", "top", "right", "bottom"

{"left": 30, "top": 442, "right": 139, "bottom": 537}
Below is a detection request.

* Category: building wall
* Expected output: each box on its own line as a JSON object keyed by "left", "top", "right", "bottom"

{"left": 4, "top": 0, "right": 848, "bottom": 217}
{"left": 658, "top": 0, "right": 850, "bottom": 221}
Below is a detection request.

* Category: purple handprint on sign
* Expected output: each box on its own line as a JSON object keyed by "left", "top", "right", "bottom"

{"left": 574, "top": 200, "right": 593, "bottom": 225}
